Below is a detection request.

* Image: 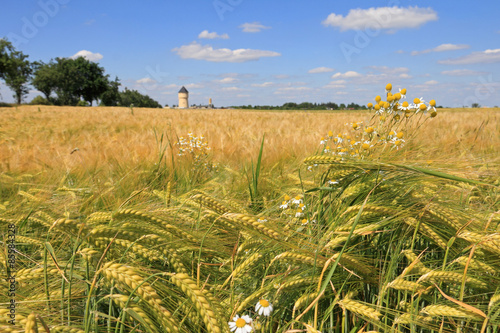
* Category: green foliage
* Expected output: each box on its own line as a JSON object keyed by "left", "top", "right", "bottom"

{"left": 119, "top": 87, "right": 162, "bottom": 108}
{"left": 0, "top": 38, "right": 33, "bottom": 104}
{"left": 31, "top": 60, "right": 58, "bottom": 102}
{"left": 100, "top": 76, "right": 121, "bottom": 106}
{"left": 29, "top": 95, "right": 51, "bottom": 105}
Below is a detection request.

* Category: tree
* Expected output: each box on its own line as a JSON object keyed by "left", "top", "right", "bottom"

{"left": 73, "top": 57, "right": 108, "bottom": 106}
{"left": 0, "top": 39, "right": 33, "bottom": 104}
{"left": 100, "top": 77, "right": 121, "bottom": 106}
{"left": 50, "top": 57, "right": 109, "bottom": 106}
{"left": 119, "top": 88, "right": 162, "bottom": 108}
{"left": 31, "top": 60, "right": 58, "bottom": 102}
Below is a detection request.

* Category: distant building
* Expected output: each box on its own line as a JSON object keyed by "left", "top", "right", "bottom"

{"left": 178, "top": 86, "right": 189, "bottom": 108}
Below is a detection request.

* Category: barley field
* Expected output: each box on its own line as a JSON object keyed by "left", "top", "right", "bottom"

{"left": 1, "top": 99, "right": 500, "bottom": 332}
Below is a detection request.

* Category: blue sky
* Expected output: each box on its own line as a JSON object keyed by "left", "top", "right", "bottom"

{"left": 1, "top": 0, "right": 499, "bottom": 107}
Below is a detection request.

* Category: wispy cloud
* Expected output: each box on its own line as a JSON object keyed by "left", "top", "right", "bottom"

{"left": 198, "top": 30, "right": 229, "bottom": 39}
{"left": 441, "top": 69, "right": 488, "bottom": 76}
{"left": 172, "top": 42, "right": 280, "bottom": 63}
{"left": 322, "top": 6, "right": 438, "bottom": 32}
{"left": 239, "top": 22, "right": 271, "bottom": 33}
{"left": 411, "top": 43, "right": 469, "bottom": 55}
{"left": 438, "top": 49, "right": 500, "bottom": 65}
{"left": 70, "top": 50, "right": 103, "bottom": 62}
{"left": 308, "top": 67, "right": 335, "bottom": 74}
{"left": 216, "top": 77, "right": 237, "bottom": 83}
{"left": 252, "top": 82, "right": 274, "bottom": 87}
{"left": 331, "top": 71, "right": 362, "bottom": 79}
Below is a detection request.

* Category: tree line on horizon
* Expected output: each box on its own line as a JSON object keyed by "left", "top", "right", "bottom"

{"left": 231, "top": 101, "right": 369, "bottom": 110}
{"left": 0, "top": 38, "right": 162, "bottom": 108}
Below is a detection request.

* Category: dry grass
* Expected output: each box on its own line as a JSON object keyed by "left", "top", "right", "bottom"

{"left": 1, "top": 106, "right": 498, "bottom": 176}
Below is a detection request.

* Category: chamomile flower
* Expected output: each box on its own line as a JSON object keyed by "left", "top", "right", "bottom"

{"left": 229, "top": 315, "right": 253, "bottom": 333}
{"left": 399, "top": 88, "right": 407, "bottom": 97}
{"left": 257, "top": 218, "right": 268, "bottom": 223}
{"left": 391, "top": 138, "right": 406, "bottom": 150}
{"left": 320, "top": 137, "right": 327, "bottom": 145}
{"left": 295, "top": 209, "right": 304, "bottom": 218}
{"left": 255, "top": 299, "right": 273, "bottom": 316}
{"left": 279, "top": 201, "right": 289, "bottom": 209}
{"left": 327, "top": 179, "right": 339, "bottom": 185}
{"left": 291, "top": 195, "right": 303, "bottom": 205}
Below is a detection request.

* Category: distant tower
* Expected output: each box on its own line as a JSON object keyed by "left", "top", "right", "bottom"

{"left": 178, "top": 86, "right": 189, "bottom": 108}
{"left": 209, "top": 98, "right": 212, "bottom": 108}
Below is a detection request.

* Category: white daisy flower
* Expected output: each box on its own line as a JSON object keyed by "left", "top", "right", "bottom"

{"left": 229, "top": 314, "right": 253, "bottom": 333}
{"left": 257, "top": 218, "right": 268, "bottom": 223}
{"left": 255, "top": 299, "right": 273, "bottom": 317}
{"left": 279, "top": 201, "right": 289, "bottom": 209}
{"left": 291, "top": 196, "right": 303, "bottom": 205}
{"left": 295, "top": 210, "right": 304, "bottom": 218}
{"left": 320, "top": 137, "right": 327, "bottom": 145}
{"left": 327, "top": 179, "right": 339, "bottom": 185}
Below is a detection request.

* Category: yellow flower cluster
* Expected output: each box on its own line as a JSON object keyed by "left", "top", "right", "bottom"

{"left": 321, "top": 84, "right": 437, "bottom": 159}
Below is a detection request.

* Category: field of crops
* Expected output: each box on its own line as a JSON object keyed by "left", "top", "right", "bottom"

{"left": 1, "top": 91, "right": 500, "bottom": 332}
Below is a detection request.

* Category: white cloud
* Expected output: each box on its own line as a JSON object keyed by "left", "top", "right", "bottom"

{"left": 411, "top": 43, "right": 469, "bottom": 55}
{"left": 70, "top": 50, "right": 103, "bottom": 62}
{"left": 438, "top": 49, "right": 500, "bottom": 65}
{"left": 186, "top": 83, "right": 204, "bottom": 89}
{"left": 324, "top": 80, "right": 347, "bottom": 89}
{"left": 273, "top": 74, "right": 289, "bottom": 79}
{"left": 274, "top": 87, "right": 312, "bottom": 94}
{"left": 399, "top": 73, "right": 412, "bottom": 79}
{"left": 424, "top": 80, "right": 439, "bottom": 85}
{"left": 441, "top": 69, "right": 487, "bottom": 76}
{"left": 251, "top": 82, "right": 274, "bottom": 87}
{"left": 308, "top": 67, "right": 335, "bottom": 74}
{"left": 198, "top": 30, "right": 229, "bottom": 39}
{"left": 367, "top": 66, "right": 409, "bottom": 75}
{"left": 331, "top": 71, "right": 362, "bottom": 79}
{"left": 222, "top": 86, "right": 242, "bottom": 92}
{"left": 239, "top": 22, "right": 271, "bottom": 33}
{"left": 172, "top": 42, "right": 280, "bottom": 63}
{"left": 322, "top": 6, "right": 438, "bottom": 31}
{"left": 217, "top": 77, "right": 237, "bottom": 84}
{"left": 136, "top": 78, "right": 157, "bottom": 84}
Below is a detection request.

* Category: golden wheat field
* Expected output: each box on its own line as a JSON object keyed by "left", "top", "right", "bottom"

{"left": 1, "top": 103, "right": 500, "bottom": 333}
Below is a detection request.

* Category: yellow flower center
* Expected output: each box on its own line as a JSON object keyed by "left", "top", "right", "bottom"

{"left": 362, "top": 143, "right": 370, "bottom": 150}
{"left": 430, "top": 111, "right": 437, "bottom": 118}
{"left": 365, "top": 127, "right": 374, "bottom": 134}
{"left": 429, "top": 99, "right": 436, "bottom": 106}
{"left": 284, "top": 195, "right": 290, "bottom": 201}
{"left": 379, "top": 115, "right": 386, "bottom": 121}
{"left": 393, "top": 93, "right": 401, "bottom": 100}
{"left": 413, "top": 98, "right": 420, "bottom": 104}
{"left": 396, "top": 132, "right": 404, "bottom": 139}
{"left": 419, "top": 104, "right": 427, "bottom": 111}
{"left": 389, "top": 131, "right": 395, "bottom": 136}
{"left": 352, "top": 123, "right": 358, "bottom": 129}
{"left": 384, "top": 102, "right": 390, "bottom": 109}
{"left": 328, "top": 130, "right": 333, "bottom": 137}
{"left": 299, "top": 203, "right": 305, "bottom": 208}
{"left": 385, "top": 83, "right": 392, "bottom": 91}
{"left": 400, "top": 88, "right": 407, "bottom": 95}
{"left": 374, "top": 104, "right": 381, "bottom": 110}
{"left": 235, "top": 318, "right": 247, "bottom": 328}
{"left": 367, "top": 103, "right": 373, "bottom": 108}
{"left": 387, "top": 95, "right": 394, "bottom": 102}
{"left": 402, "top": 101, "right": 409, "bottom": 107}
{"left": 375, "top": 95, "right": 381, "bottom": 102}
{"left": 394, "top": 140, "right": 401, "bottom": 146}
{"left": 295, "top": 195, "right": 301, "bottom": 200}
{"left": 394, "top": 114, "right": 400, "bottom": 120}
{"left": 259, "top": 299, "right": 270, "bottom": 307}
